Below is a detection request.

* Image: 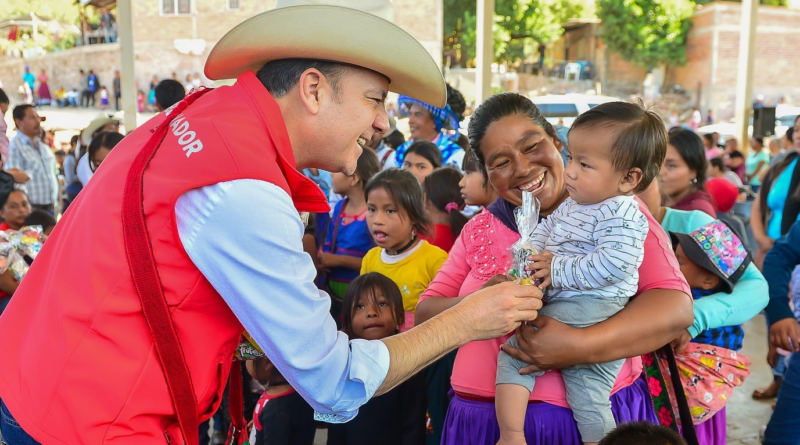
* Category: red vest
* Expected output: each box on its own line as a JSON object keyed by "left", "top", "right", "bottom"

{"left": 0, "top": 71, "right": 329, "bottom": 444}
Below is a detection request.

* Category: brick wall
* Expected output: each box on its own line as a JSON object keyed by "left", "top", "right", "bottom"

{"left": 673, "top": 1, "right": 800, "bottom": 121}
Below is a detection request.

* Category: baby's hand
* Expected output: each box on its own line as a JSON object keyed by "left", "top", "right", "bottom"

{"left": 525, "top": 250, "right": 553, "bottom": 289}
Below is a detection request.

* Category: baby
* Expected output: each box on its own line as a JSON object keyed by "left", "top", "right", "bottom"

{"left": 496, "top": 102, "right": 667, "bottom": 445}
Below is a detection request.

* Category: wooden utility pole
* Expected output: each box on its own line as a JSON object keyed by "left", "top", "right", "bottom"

{"left": 476, "top": 0, "right": 494, "bottom": 105}
{"left": 118, "top": 0, "right": 138, "bottom": 131}
{"left": 734, "top": 0, "right": 758, "bottom": 154}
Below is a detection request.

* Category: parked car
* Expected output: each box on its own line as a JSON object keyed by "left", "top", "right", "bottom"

{"left": 530, "top": 94, "right": 620, "bottom": 126}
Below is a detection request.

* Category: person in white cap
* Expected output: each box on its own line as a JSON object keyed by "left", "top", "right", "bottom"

{"left": 0, "top": 2, "right": 542, "bottom": 444}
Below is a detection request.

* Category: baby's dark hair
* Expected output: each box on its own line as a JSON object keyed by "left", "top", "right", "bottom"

{"left": 342, "top": 273, "right": 405, "bottom": 338}
{"left": 354, "top": 148, "right": 381, "bottom": 190}
{"left": 570, "top": 101, "right": 667, "bottom": 193}
{"left": 365, "top": 168, "right": 432, "bottom": 237}
{"left": 598, "top": 422, "right": 687, "bottom": 445}
{"left": 423, "top": 168, "right": 468, "bottom": 238}
{"left": 25, "top": 210, "right": 56, "bottom": 231}
{"left": 405, "top": 141, "right": 443, "bottom": 169}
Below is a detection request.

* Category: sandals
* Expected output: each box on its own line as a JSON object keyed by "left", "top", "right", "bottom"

{"left": 752, "top": 380, "right": 782, "bottom": 400}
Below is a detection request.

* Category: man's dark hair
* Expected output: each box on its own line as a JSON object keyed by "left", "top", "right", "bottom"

{"left": 598, "top": 421, "right": 687, "bottom": 445}
{"left": 154, "top": 79, "right": 186, "bottom": 110}
{"left": 12, "top": 104, "right": 34, "bottom": 126}
{"left": 571, "top": 100, "right": 667, "bottom": 193}
{"left": 709, "top": 156, "right": 726, "bottom": 172}
{"left": 256, "top": 59, "right": 349, "bottom": 99}
{"left": 0, "top": 88, "right": 8, "bottom": 105}
{"left": 25, "top": 209, "right": 57, "bottom": 232}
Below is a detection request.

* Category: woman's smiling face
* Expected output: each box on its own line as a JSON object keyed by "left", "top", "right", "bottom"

{"left": 478, "top": 114, "right": 566, "bottom": 214}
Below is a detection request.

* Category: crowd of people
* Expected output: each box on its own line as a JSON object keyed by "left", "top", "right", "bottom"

{"left": 0, "top": 71, "right": 798, "bottom": 445}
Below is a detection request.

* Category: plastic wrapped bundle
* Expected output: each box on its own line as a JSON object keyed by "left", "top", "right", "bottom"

{"left": 508, "top": 191, "right": 541, "bottom": 286}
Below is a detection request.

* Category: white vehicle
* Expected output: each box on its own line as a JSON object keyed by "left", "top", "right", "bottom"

{"left": 530, "top": 94, "right": 621, "bottom": 126}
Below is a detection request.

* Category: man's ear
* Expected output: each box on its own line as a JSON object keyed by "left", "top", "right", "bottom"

{"left": 296, "top": 68, "right": 325, "bottom": 116}
{"left": 619, "top": 167, "right": 643, "bottom": 194}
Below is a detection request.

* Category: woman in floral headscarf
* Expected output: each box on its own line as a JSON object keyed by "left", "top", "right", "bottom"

{"left": 395, "top": 85, "right": 465, "bottom": 169}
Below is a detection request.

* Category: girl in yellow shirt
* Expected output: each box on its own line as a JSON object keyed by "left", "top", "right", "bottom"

{"left": 361, "top": 169, "right": 448, "bottom": 331}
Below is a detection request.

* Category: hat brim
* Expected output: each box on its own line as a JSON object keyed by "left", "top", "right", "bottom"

{"left": 204, "top": 5, "right": 446, "bottom": 108}
{"left": 80, "top": 116, "right": 120, "bottom": 146}
{"left": 670, "top": 231, "right": 735, "bottom": 294}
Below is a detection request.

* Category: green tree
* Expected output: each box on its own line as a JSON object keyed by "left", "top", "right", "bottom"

{"left": 0, "top": 0, "right": 89, "bottom": 52}
{"left": 444, "top": 0, "right": 588, "bottom": 67}
{"left": 596, "top": 0, "right": 694, "bottom": 71}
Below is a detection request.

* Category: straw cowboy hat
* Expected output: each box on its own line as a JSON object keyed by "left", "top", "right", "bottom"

{"left": 204, "top": 0, "right": 446, "bottom": 107}
{"left": 80, "top": 113, "right": 119, "bottom": 146}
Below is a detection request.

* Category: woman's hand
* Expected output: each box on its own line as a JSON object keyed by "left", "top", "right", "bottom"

{"left": 481, "top": 274, "right": 511, "bottom": 290}
{"left": 500, "top": 316, "right": 586, "bottom": 374}
{"left": 455, "top": 282, "right": 543, "bottom": 342}
{"left": 770, "top": 317, "right": 800, "bottom": 352}
{"left": 670, "top": 329, "right": 693, "bottom": 354}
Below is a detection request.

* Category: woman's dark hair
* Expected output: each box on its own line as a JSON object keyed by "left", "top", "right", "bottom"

{"left": 404, "top": 141, "right": 443, "bottom": 169}
{"left": 88, "top": 131, "right": 125, "bottom": 172}
{"left": 786, "top": 127, "right": 794, "bottom": 144}
{"left": 0, "top": 189, "right": 27, "bottom": 210}
{"left": 341, "top": 272, "right": 404, "bottom": 338}
{"left": 383, "top": 130, "right": 405, "bottom": 150}
{"left": 468, "top": 93, "right": 560, "bottom": 178}
{"left": 709, "top": 156, "right": 726, "bottom": 171}
{"left": 455, "top": 132, "right": 470, "bottom": 150}
{"left": 423, "top": 168, "right": 469, "bottom": 238}
{"left": 25, "top": 210, "right": 56, "bottom": 231}
{"left": 365, "top": 168, "right": 432, "bottom": 237}
{"left": 354, "top": 148, "right": 381, "bottom": 190}
{"left": 0, "top": 88, "right": 8, "bottom": 105}
{"left": 571, "top": 101, "right": 667, "bottom": 193}
{"left": 753, "top": 136, "right": 764, "bottom": 147}
{"left": 668, "top": 127, "right": 708, "bottom": 188}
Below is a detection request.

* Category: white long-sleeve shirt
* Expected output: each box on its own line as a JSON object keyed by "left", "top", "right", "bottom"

{"left": 175, "top": 179, "right": 390, "bottom": 423}
{"left": 532, "top": 195, "right": 648, "bottom": 300}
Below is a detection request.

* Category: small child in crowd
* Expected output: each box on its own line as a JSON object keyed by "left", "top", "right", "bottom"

{"left": 422, "top": 167, "right": 468, "bottom": 252}
{"left": 99, "top": 86, "right": 109, "bottom": 109}
{"left": 667, "top": 221, "right": 752, "bottom": 424}
{"left": 496, "top": 102, "right": 666, "bottom": 445}
{"left": 361, "top": 169, "right": 447, "bottom": 331}
{"left": 459, "top": 148, "right": 499, "bottom": 209}
{"left": 25, "top": 210, "right": 57, "bottom": 237}
{"left": 671, "top": 221, "right": 751, "bottom": 351}
{"left": 246, "top": 355, "right": 316, "bottom": 445}
{"left": 320, "top": 149, "right": 381, "bottom": 321}
{"left": 598, "top": 422, "right": 687, "bottom": 445}
{"left": 402, "top": 141, "right": 442, "bottom": 184}
{"left": 327, "top": 272, "right": 427, "bottom": 445}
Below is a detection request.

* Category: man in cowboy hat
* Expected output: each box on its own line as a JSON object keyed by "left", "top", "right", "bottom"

{"left": 0, "top": 2, "right": 543, "bottom": 444}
